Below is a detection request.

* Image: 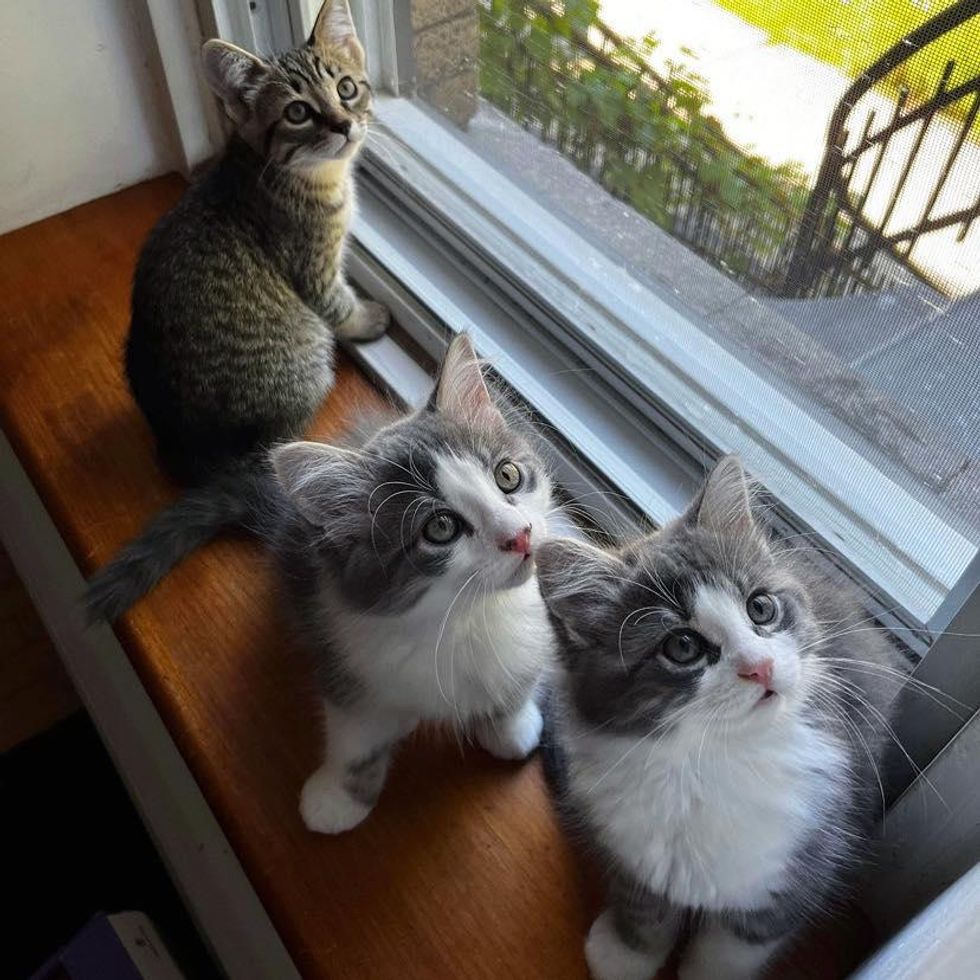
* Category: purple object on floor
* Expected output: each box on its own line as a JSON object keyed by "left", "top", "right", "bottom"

{"left": 31, "top": 911, "right": 183, "bottom": 980}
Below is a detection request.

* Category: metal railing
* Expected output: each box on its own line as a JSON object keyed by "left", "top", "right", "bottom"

{"left": 782, "top": 0, "right": 980, "bottom": 298}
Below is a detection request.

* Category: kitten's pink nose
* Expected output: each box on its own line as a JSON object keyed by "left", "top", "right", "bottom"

{"left": 738, "top": 658, "right": 774, "bottom": 690}
{"left": 499, "top": 525, "right": 532, "bottom": 556}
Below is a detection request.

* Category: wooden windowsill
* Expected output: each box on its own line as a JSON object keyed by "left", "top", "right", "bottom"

{"left": 0, "top": 176, "right": 873, "bottom": 979}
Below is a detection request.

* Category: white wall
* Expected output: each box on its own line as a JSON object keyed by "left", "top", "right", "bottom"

{"left": 0, "top": 0, "right": 180, "bottom": 234}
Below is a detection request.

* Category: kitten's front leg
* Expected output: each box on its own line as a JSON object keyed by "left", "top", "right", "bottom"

{"left": 310, "top": 278, "right": 390, "bottom": 342}
{"left": 474, "top": 693, "right": 543, "bottom": 760}
{"left": 585, "top": 900, "right": 680, "bottom": 980}
{"left": 300, "top": 702, "right": 412, "bottom": 835}
{"left": 325, "top": 280, "right": 389, "bottom": 342}
{"left": 678, "top": 922, "right": 785, "bottom": 980}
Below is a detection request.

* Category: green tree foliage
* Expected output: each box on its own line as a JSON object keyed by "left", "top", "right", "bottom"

{"left": 479, "top": 0, "right": 811, "bottom": 290}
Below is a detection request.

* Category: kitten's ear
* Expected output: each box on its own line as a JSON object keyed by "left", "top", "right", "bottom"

{"left": 309, "top": 0, "right": 364, "bottom": 64}
{"left": 271, "top": 440, "right": 362, "bottom": 526}
{"left": 428, "top": 334, "right": 505, "bottom": 431}
{"left": 684, "top": 455, "right": 756, "bottom": 535}
{"left": 202, "top": 40, "right": 267, "bottom": 125}
{"left": 536, "top": 538, "right": 626, "bottom": 639}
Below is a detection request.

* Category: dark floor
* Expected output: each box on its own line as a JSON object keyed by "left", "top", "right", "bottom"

{"left": 2, "top": 711, "right": 219, "bottom": 980}
{"left": 0, "top": 547, "right": 78, "bottom": 753}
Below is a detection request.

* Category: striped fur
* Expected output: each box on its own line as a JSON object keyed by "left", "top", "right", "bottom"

{"left": 127, "top": 0, "right": 386, "bottom": 485}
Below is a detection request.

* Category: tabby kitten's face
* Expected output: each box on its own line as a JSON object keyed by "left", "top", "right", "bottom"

{"left": 202, "top": 0, "right": 371, "bottom": 170}
{"left": 537, "top": 458, "right": 824, "bottom": 734}
{"left": 271, "top": 335, "right": 554, "bottom": 613}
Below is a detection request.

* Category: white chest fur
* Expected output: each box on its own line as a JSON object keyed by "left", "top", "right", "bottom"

{"left": 568, "top": 709, "right": 845, "bottom": 910}
{"left": 329, "top": 579, "right": 553, "bottom": 721}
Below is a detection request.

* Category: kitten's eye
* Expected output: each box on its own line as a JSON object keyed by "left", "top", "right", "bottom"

{"left": 422, "top": 512, "right": 460, "bottom": 545}
{"left": 494, "top": 460, "right": 522, "bottom": 494}
{"left": 284, "top": 101, "right": 312, "bottom": 124}
{"left": 337, "top": 76, "right": 358, "bottom": 100}
{"left": 747, "top": 591, "right": 779, "bottom": 625}
{"left": 661, "top": 631, "right": 703, "bottom": 665}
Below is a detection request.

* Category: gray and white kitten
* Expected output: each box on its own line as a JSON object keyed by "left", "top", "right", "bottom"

{"left": 537, "top": 458, "right": 897, "bottom": 980}
{"left": 269, "top": 334, "right": 555, "bottom": 832}
{"left": 86, "top": 335, "right": 554, "bottom": 821}
{"left": 128, "top": 0, "right": 386, "bottom": 483}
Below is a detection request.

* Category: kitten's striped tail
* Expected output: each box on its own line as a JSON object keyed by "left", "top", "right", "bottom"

{"left": 84, "top": 465, "right": 272, "bottom": 624}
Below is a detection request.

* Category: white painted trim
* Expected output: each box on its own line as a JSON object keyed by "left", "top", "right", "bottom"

{"left": 292, "top": 0, "right": 319, "bottom": 36}
{"left": 204, "top": 0, "right": 259, "bottom": 49}
{"left": 348, "top": 0, "right": 408, "bottom": 93}
{"left": 854, "top": 861, "right": 980, "bottom": 980}
{"left": 145, "top": 0, "right": 223, "bottom": 172}
{"left": 0, "top": 432, "right": 299, "bottom": 980}
{"left": 286, "top": 0, "right": 314, "bottom": 40}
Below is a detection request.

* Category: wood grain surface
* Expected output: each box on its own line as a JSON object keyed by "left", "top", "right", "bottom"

{"left": 0, "top": 177, "right": 871, "bottom": 979}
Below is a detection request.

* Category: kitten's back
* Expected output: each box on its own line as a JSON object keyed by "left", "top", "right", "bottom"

{"left": 127, "top": 145, "right": 336, "bottom": 482}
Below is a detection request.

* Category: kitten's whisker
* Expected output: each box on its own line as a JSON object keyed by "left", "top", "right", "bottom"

{"left": 600, "top": 573, "right": 675, "bottom": 606}
{"left": 328, "top": 443, "right": 421, "bottom": 482}
{"left": 695, "top": 705, "right": 722, "bottom": 780}
{"left": 819, "top": 674, "right": 949, "bottom": 812}
{"left": 548, "top": 488, "right": 634, "bottom": 519}
{"left": 807, "top": 687, "right": 886, "bottom": 818}
{"left": 801, "top": 621, "right": 980, "bottom": 659}
{"left": 399, "top": 495, "right": 430, "bottom": 561}
{"left": 367, "top": 479, "right": 421, "bottom": 511}
{"left": 432, "top": 569, "right": 482, "bottom": 713}
{"left": 406, "top": 444, "right": 434, "bottom": 491}
{"left": 363, "top": 131, "right": 399, "bottom": 168}
{"left": 369, "top": 487, "right": 424, "bottom": 558}
{"left": 586, "top": 704, "right": 694, "bottom": 793}
{"left": 821, "top": 659, "right": 969, "bottom": 716}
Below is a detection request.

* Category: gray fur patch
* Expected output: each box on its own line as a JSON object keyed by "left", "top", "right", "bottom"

{"left": 343, "top": 743, "right": 393, "bottom": 806}
{"left": 608, "top": 876, "right": 684, "bottom": 952}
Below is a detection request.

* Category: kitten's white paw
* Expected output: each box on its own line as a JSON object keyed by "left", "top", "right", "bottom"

{"left": 299, "top": 767, "right": 372, "bottom": 835}
{"left": 338, "top": 300, "right": 389, "bottom": 342}
{"left": 585, "top": 911, "right": 661, "bottom": 980}
{"left": 477, "top": 699, "right": 543, "bottom": 760}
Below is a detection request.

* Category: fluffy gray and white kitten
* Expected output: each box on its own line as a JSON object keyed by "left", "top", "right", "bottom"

{"left": 272, "top": 335, "right": 554, "bottom": 833}
{"left": 128, "top": 0, "right": 386, "bottom": 483}
{"left": 87, "top": 335, "right": 555, "bottom": 829}
{"left": 537, "top": 457, "right": 898, "bottom": 980}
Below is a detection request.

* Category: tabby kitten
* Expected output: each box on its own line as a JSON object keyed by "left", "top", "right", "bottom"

{"left": 537, "top": 458, "right": 898, "bottom": 980}
{"left": 271, "top": 335, "right": 554, "bottom": 833}
{"left": 128, "top": 0, "right": 386, "bottom": 483}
